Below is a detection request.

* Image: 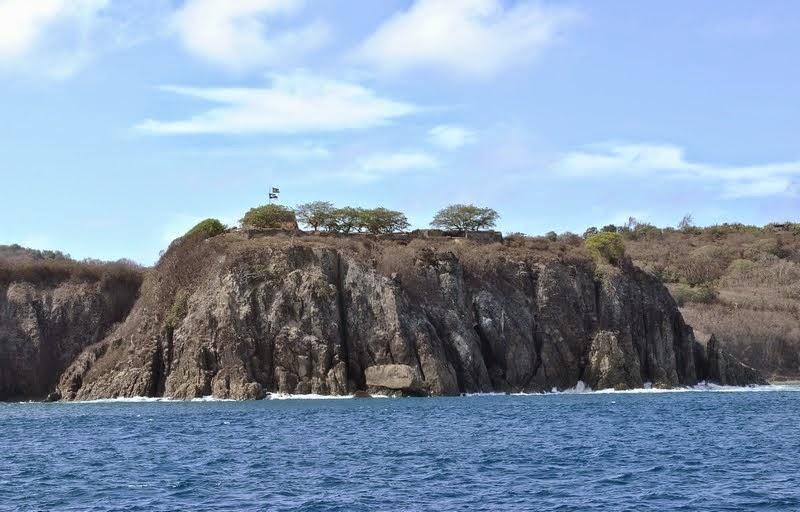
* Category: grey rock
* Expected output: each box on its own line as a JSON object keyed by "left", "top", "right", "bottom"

{"left": 0, "top": 234, "right": 760, "bottom": 401}
{"left": 0, "top": 280, "right": 139, "bottom": 400}
{"left": 696, "top": 334, "right": 767, "bottom": 386}
{"left": 365, "top": 364, "right": 424, "bottom": 394}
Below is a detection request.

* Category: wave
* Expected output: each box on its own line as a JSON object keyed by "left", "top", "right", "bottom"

{"left": 466, "top": 381, "right": 800, "bottom": 397}
{"left": 28, "top": 382, "right": 800, "bottom": 404}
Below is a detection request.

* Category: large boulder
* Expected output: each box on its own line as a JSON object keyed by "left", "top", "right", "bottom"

{"left": 365, "top": 364, "right": 425, "bottom": 395}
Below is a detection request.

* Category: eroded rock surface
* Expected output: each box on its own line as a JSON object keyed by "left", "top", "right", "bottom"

{"left": 0, "top": 280, "right": 139, "bottom": 400}
{"left": 0, "top": 233, "right": 756, "bottom": 401}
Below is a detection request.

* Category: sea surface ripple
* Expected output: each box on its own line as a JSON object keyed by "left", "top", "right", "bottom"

{"left": 2, "top": 387, "right": 799, "bottom": 511}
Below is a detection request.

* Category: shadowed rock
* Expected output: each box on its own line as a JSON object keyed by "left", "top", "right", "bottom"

{"left": 0, "top": 232, "right": 765, "bottom": 401}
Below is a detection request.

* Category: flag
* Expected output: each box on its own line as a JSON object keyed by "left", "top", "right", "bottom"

{"left": 271, "top": 187, "right": 280, "bottom": 194}
{"left": 269, "top": 193, "right": 278, "bottom": 199}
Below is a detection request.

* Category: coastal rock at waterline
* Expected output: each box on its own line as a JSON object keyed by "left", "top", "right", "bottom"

{"left": 698, "top": 334, "right": 768, "bottom": 386}
{"left": 52, "top": 233, "right": 765, "bottom": 400}
{"left": 583, "top": 331, "right": 642, "bottom": 390}
{"left": 365, "top": 364, "right": 425, "bottom": 395}
{"left": 0, "top": 280, "right": 139, "bottom": 400}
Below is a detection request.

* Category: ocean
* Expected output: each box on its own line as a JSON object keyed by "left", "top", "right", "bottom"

{"left": 2, "top": 385, "right": 799, "bottom": 511}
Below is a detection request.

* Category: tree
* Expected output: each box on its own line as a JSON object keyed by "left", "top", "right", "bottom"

{"left": 430, "top": 204, "right": 499, "bottom": 234}
{"left": 360, "top": 208, "right": 409, "bottom": 234}
{"left": 185, "top": 218, "right": 227, "bottom": 238}
{"left": 241, "top": 204, "right": 296, "bottom": 229}
{"left": 295, "top": 201, "right": 335, "bottom": 232}
{"left": 678, "top": 213, "right": 695, "bottom": 232}
{"left": 584, "top": 232, "right": 625, "bottom": 265}
{"left": 326, "top": 207, "right": 366, "bottom": 233}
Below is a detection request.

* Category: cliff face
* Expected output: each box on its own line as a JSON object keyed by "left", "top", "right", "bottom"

{"left": 54, "top": 233, "right": 764, "bottom": 401}
{"left": 0, "top": 279, "right": 140, "bottom": 400}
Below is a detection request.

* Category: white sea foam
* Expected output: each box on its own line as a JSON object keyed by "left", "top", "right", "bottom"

{"left": 466, "top": 380, "right": 800, "bottom": 397}
{"left": 44, "top": 382, "right": 800, "bottom": 404}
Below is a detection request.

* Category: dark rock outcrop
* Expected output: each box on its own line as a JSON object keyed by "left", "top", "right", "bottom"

{"left": 46, "top": 234, "right": 764, "bottom": 400}
{"left": 695, "top": 334, "right": 767, "bottom": 386}
{"left": 0, "top": 279, "right": 139, "bottom": 400}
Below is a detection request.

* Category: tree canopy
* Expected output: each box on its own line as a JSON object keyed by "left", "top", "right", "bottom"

{"left": 291, "top": 202, "right": 410, "bottom": 234}
{"left": 430, "top": 204, "right": 499, "bottom": 233}
{"left": 241, "top": 204, "right": 296, "bottom": 229}
{"left": 295, "top": 201, "right": 335, "bottom": 232}
{"left": 359, "top": 207, "right": 409, "bottom": 234}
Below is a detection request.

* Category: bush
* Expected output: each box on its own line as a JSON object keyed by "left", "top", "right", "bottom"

{"left": 671, "top": 283, "right": 718, "bottom": 306}
{"left": 241, "top": 204, "right": 296, "bottom": 229}
{"left": 185, "top": 218, "right": 226, "bottom": 238}
{"left": 166, "top": 290, "right": 190, "bottom": 328}
{"left": 585, "top": 232, "right": 625, "bottom": 264}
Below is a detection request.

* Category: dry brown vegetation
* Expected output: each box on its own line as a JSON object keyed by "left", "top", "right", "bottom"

{"left": 624, "top": 224, "right": 800, "bottom": 379}
{"left": 0, "top": 245, "right": 143, "bottom": 288}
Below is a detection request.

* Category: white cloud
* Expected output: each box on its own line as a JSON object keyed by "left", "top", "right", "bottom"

{"left": 335, "top": 151, "right": 440, "bottom": 183}
{"left": 172, "top": 0, "right": 329, "bottom": 71}
{"left": 353, "top": 0, "right": 581, "bottom": 77}
{"left": 554, "top": 143, "right": 800, "bottom": 199}
{"left": 136, "top": 72, "right": 419, "bottom": 135}
{"left": 0, "top": 0, "right": 169, "bottom": 79}
{"left": 429, "top": 124, "right": 477, "bottom": 150}
{"left": 0, "top": 0, "right": 110, "bottom": 78}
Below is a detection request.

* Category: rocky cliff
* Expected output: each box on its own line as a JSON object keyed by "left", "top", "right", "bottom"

{"left": 49, "top": 232, "right": 763, "bottom": 401}
{"left": 0, "top": 277, "right": 141, "bottom": 400}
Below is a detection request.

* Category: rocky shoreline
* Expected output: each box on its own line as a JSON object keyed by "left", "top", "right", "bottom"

{"left": 2, "top": 232, "right": 765, "bottom": 402}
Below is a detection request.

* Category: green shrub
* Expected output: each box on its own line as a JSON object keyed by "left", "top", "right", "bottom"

{"left": 166, "top": 290, "right": 190, "bottom": 328}
{"left": 585, "top": 232, "right": 625, "bottom": 264}
{"left": 185, "top": 218, "right": 227, "bottom": 238}
{"left": 671, "top": 283, "right": 718, "bottom": 307}
{"left": 241, "top": 204, "right": 297, "bottom": 229}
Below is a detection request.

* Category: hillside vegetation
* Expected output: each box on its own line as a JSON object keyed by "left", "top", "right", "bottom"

{"left": 620, "top": 223, "right": 800, "bottom": 380}
{"left": 0, "top": 244, "right": 143, "bottom": 288}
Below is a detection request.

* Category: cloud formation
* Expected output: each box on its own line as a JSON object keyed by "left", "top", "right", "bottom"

{"left": 136, "top": 72, "right": 419, "bottom": 135}
{"left": 172, "top": 0, "right": 329, "bottom": 71}
{"left": 353, "top": 0, "right": 581, "bottom": 77}
{"left": 0, "top": 0, "right": 111, "bottom": 78}
{"left": 554, "top": 143, "right": 800, "bottom": 198}
{"left": 429, "top": 124, "right": 477, "bottom": 150}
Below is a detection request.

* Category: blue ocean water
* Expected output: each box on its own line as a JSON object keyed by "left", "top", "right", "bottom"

{"left": 2, "top": 387, "right": 799, "bottom": 511}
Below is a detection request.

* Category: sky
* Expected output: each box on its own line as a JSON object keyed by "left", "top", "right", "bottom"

{"left": 0, "top": 0, "right": 798, "bottom": 264}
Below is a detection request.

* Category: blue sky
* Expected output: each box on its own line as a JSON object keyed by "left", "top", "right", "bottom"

{"left": 0, "top": 0, "right": 798, "bottom": 264}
